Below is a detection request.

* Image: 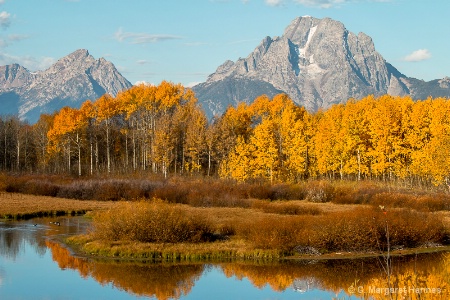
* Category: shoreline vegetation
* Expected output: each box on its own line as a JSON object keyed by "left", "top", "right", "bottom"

{"left": 0, "top": 192, "right": 115, "bottom": 220}
{"left": 2, "top": 174, "right": 450, "bottom": 261}
{"left": 1, "top": 84, "right": 450, "bottom": 261}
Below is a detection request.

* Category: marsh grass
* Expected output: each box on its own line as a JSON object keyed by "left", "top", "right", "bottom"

{"left": 91, "top": 200, "right": 215, "bottom": 243}
{"left": 230, "top": 206, "right": 446, "bottom": 253}
{"left": 2, "top": 173, "right": 450, "bottom": 258}
{"left": 0, "top": 192, "right": 115, "bottom": 220}
{"left": 250, "top": 200, "right": 322, "bottom": 215}
{"left": 82, "top": 200, "right": 447, "bottom": 259}
{"left": 3, "top": 174, "right": 450, "bottom": 213}
{"left": 67, "top": 235, "right": 283, "bottom": 262}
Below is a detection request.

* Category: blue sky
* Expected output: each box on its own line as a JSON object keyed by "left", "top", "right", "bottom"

{"left": 0, "top": 0, "right": 449, "bottom": 87}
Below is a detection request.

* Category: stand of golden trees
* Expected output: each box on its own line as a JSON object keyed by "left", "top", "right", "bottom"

{"left": 1, "top": 81, "right": 450, "bottom": 186}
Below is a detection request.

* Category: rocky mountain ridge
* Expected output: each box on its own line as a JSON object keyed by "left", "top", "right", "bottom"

{"left": 193, "top": 16, "right": 450, "bottom": 117}
{"left": 1, "top": 17, "right": 449, "bottom": 122}
{"left": 0, "top": 49, "right": 132, "bottom": 123}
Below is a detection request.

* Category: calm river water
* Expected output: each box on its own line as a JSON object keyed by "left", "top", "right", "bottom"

{"left": 1, "top": 217, "right": 449, "bottom": 300}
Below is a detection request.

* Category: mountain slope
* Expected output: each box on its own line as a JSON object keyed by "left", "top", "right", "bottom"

{"left": 0, "top": 49, "right": 132, "bottom": 123}
{"left": 193, "top": 16, "right": 449, "bottom": 117}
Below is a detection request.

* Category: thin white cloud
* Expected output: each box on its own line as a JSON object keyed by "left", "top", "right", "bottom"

{"left": 184, "top": 41, "right": 210, "bottom": 47}
{"left": 403, "top": 49, "right": 431, "bottom": 62}
{"left": 134, "top": 81, "right": 153, "bottom": 86}
{"left": 136, "top": 59, "right": 150, "bottom": 65}
{"left": 0, "top": 11, "right": 10, "bottom": 29}
{"left": 266, "top": 0, "right": 284, "bottom": 6}
{"left": 293, "top": 0, "right": 345, "bottom": 8}
{"left": 7, "top": 34, "right": 30, "bottom": 42}
{"left": 0, "top": 53, "right": 55, "bottom": 71}
{"left": 273, "top": 0, "right": 392, "bottom": 9}
{"left": 114, "top": 27, "right": 182, "bottom": 44}
{"left": 0, "top": 0, "right": 5, "bottom": 5}
{"left": 0, "top": 34, "right": 30, "bottom": 48}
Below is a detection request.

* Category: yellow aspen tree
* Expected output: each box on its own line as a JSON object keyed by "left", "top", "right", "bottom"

{"left": 313, "top": 104, "right": 346, "bottom": 178}
{"left": 47, "top": 106, "right": 88, "bottom": 175}
{"left": 278, "top": 98, "right": 309, "bottom": 181}
{"left": 249, "top": 94, "right": 271, "bottom": 122}
{"left": 367, "top": 95, "right": 411, "bottom": 180}
{"left": 156, "top": 80, "right": 184, "bottom": 112}
{"left": 405, "top": 99, "right": 432, "bottom": 181}
{"left": 339, "top": 98, "right": 373, "bottom": 180}
{"left": 426, "top": 98, "right": 450, "bottom": 184}
{"left": 153, "top": 114, "right": 175, "bottom": 178}
{"left": 184, "top": 101, "right": 207, "bottom": 174}
{"left": 95, "top": 94, "right": 120, "bottom": 174}
{"left": 219, "top": 135, "right": 254, "bottom": 182}
{"left": 250, "top": 118, "right": 279, "bottom": 183}
{"left": 215, "top": 102, "right": 253, "bottom": 172}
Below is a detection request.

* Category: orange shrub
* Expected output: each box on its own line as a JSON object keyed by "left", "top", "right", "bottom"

{"left": 234, "top": 207, "right": 446, "bottom": 253}
{"left": 370, "top": 192, "right": 450, "bottom": 212}
{"left": 91, "top": 200, "right": 214, "bottom": 243}
{"left": 250, "top": 200, "right": 321, "bottom": 215}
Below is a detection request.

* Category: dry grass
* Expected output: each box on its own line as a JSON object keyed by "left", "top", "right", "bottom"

{"left": 91, "top": 200, "right": 215, "bottom": 243}
{"left": 2, "top": 173, "right": 450, "bottom": 259}
{"left": 80, "top": 199, "right": 448, "bottom": 259}
{"left": 0, "top": 192, "right": 116, "bottom": 219}
{"left": 3, "top": 174, "right": 450, "bottom": 213}
{"left": 250, "top": 200, "right": 322, "bottom": 215}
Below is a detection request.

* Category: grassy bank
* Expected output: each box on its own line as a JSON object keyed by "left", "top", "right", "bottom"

{"left": 0, "top": 192, "right": 116, "bottom": 220}
{"left": 2, "top": 174, "right": 450, "bottom": 259}
{"left": 68, "top": 199, "right": 448, "bottom": 261}
{"left": 2, "top": 174, "right": 450, "bottom": 212}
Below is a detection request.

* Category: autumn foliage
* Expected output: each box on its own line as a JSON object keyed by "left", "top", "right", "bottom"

{"left": 1, "top": 82, "right": 450, "bottom": 188}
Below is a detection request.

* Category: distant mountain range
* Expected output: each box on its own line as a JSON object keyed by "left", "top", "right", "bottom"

{"left": 192, "top": 16, "right": 450, "bottom": 118}
{"left": 1, "top": 17, "right": 450, "bottom": 123}
{"left": 0, "top": 49, "right": 132, "bottom": 123}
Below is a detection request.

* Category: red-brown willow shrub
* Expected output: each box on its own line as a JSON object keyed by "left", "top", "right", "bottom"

{"left": 370, "top": 192, "right": 450, "bottom": 212}
{"left": 250, "top": 200, "right": 321, "bottom": 215}
{"left": 237, "top": 207, "right": 445, "bottom": 253}
{"left": 91, "top": 200, "right": 214, "bottom": 243}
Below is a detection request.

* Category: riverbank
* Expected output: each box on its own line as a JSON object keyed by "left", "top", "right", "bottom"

{"left": 2, "top": 177, "right": 450, "bottom": 261}
{"left": 0, "top": 192, "right": 116, "bottom": 220}
{"left": 66, "top": 234, "right": 450, "bottom": 263}
{"left": 65, "top": 199, "right": 450, "bottom": 262}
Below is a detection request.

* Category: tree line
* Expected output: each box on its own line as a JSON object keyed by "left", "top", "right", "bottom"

{"left": 1, "top": 81, "right": 450, "bottom": 186}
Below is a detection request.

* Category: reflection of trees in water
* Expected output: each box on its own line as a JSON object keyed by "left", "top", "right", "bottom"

{"left": 46, "top": 240, "right": 205, "bottom": 300}
{"left": 220, "top": 260, "right": 379, "bottom": 293}
{"left": 0, "top": 266, "right": 5, "bottom": 287}
{"left": 360, "top": 254, "right": 450, "bottom": 300}
{"left": 0, "top": 218, "right": 90, "bottom": 260}
{"left": 0, "top": 223, "right": 47, "bottom": 260}
{"left": 220, "top": 254, "right": 450, "bottom": 298}
{"left": 44, "top": 237, "right": 450, "bottom": 299}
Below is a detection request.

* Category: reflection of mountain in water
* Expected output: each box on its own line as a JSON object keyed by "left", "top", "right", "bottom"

{"left": 292, "top": 278, "right": 319, "bottom": 293}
